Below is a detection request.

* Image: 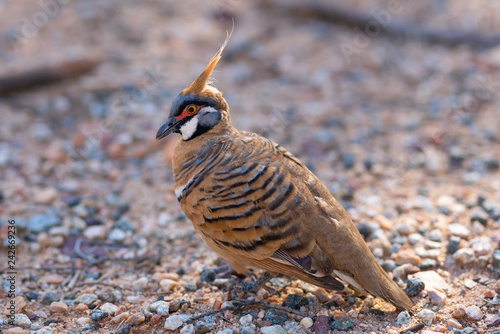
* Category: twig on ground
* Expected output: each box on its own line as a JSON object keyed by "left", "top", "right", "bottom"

{"left": 262, "top": 0, "right": 500, "bottom": 49}
{"left": 0, "top": 56, "right": 102, "bottom": 95}
{"left": 75, "top": 237, "right": 108, "bottom": 264}
{"left": 400, "top": 323, "right": 425, "bottom": 334}
{"left": 187, "top": 297, "right": 307, "bottom": 323}
{"left": 67, "top": 270, "right": 82, "bottom": 289}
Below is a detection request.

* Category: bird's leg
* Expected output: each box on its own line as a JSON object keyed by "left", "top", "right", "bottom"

{"left": 232, "top": 272, "right": 275, "bottom": 293}
{"left": 214, "top": 264, "right": 237, "bottom": 278}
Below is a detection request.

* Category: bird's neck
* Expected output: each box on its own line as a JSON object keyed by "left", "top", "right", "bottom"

{"left": 172, "top": 119, "right": 237, "bottom": 173}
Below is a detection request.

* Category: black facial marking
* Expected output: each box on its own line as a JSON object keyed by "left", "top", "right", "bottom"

{"left": 185, "top": 110, "right": 222, "bottom": 141}
{"left": 169, "top": 94, "right": 219, "bottom": 118}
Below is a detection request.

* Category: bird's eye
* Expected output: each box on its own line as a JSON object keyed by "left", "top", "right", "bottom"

{"left": 186, "top": 105, "right": 197, "bottom": 115}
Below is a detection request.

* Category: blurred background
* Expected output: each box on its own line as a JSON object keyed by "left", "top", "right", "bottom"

{"left": 0, "top": 0, "right": 500, "bottom": 331}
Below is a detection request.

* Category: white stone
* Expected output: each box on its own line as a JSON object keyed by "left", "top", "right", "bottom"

{"left": 100, "top": 303, "right": 119, "bottom": 315}
{"left": 427, "top": 288, "right": 446, "bottom": 306}
{"left": 76, "top": 317, "right": 91, "bottom": 326}
{"left": 83, "top": 225, "right": 106, "bottom": 240}
{"left": 164, "top": 314, "right": 186, "bottom": 330}
{"left": 453, "top": 248, "right": 476, "bottom": 265}
{"left": 465, "top": 305, "right": 483, "bottom": 321}
{"left": 126, "top": 295, "right": 140, "bottom": 303}
{"left": 180, "top": 324, "right": 196, "bottom": 334}
{"left": 261, "top": 325, "right": 287, "bottom": 334}
{"left": 448, "top": 223, "right": 470, "bottom": 238}
{"left": 160, "top": 279, "right": 179, "bottom": 292}
{"left": 239, "top": 314, "right": 253, "bottom": 325}
{"left": 217, "top": 329, "right": 233, "bottom": 334}
{"left": 132, "top": 277, "right": 148, "bottom": 291}
{"left": 300, "top": 317, "right": 313, "bottom": 329}
{"left": 13, "top": 314, "right": 31, "bottom": 328}
{"left": 417, "top": 309, "right": 435, "bottom": 325}
{"left": 149, "top": 301, "right": 170, "bottom": 316}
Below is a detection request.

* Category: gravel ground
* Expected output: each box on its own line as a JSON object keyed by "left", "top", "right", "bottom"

{"left": 1, "top": 1, "right": 500, "bottom": 333}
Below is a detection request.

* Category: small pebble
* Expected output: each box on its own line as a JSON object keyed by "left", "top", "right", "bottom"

{"left": 4, "top": 296, "right": 27, "bottom": 314}
{"left": 483, "top": 290, "right": 495, "bottom": 298}
{"left": 417, "top": 309, "right": 435, "bottom": 325}
{"left": 448, "top": 224, "right": 470, "bottom": 238}
{"left": 108, "top": 228, "right": 127, "bottom": 242}
{"left": 160, "top": 278, "right": 179, "bottom": 292}
{"left": 465, "top": 305, "right": 483, "bottom": 321}
{"left": 261, "top": 325, "right": 287, "bottom": 334}
{"left": 485, "top": 313, "right": 500, "bottom": 327}
{"left": 91, "top": 309, "right": 108, "bottom": 322}
{"left": 4, "top": 327, "right": 28, "bottom": 334}
{"left": 99, "top": 303, "right": 118, "bottom": 315}
{"left": 447, "top": 318, "right": 463, "bottom": 329}
{"left": 492, "top": 250, "right": 500, "bottom": 268}
{"left": 13, "top": 314, "right": 32, "bottom": 328}
{"left": 241, "top": 326, "right": 257, "bottom": 334}
{"left": 313, "top": 288, "right": 330, "bottom": 303}
{"left": 180, "top": 324, "right": 196, "bottom": 334}
{"left": 313, "top": 315, "right": 329, "bottom": 334}
{"left": 452, "top": 307, "right": 466, "bottom": 319}
{"left": 470, "top": 206, "right": 489, "bottom": 225}
{"left": 78, "top": 294, "right": 97, "bottom": 306}
{"left": 421, "top": 258, "right": 438, "bottom": 270}
{"left": 114, "top": 323, "right": 132, "bottom": 334}
{"left": 396, "top": 311, "right": 411, "bottom": 326}
{"left": 141, "top": 307, "right": 153, "bottom": 320}
{"left": 41, "top": 292, "right": 60, "bottom": 305}
{"left": 125, "top": 312, "right": 145, "bottom": 325}
{"left": 126, "top": 295, "right": 141, "bottom": 303}
{"left": 44, "top": 274, "right": 65, "bottom": 285}
{"left": 453, "top": 248, "right": 476, "bottom": 264}
{"left": 132, "top": 277, "right": 148, "bottom": 291}
{"left": 395, "top": 250, "right": 422, "bottom": 266}
{"left": 217, "top": 329, "right": 233, "bottom": 334}
{"left": 149, "top": 301, "right": 170, "bottom": 316}
{"left": 49, "top": 302, "right": 68, "bottom": 314}
{"left": 83, "top": 225, "right": 106, "bottom": 240}
{"left": 239, "top": 314, "right": 253, "bottom": 325}
{"left": 164, "top": 314, "right": 188, "bottom": 330}
{"left": 30, "top": 327, "right": 53, "bottom": 334}
{"left": 75, "top": 303, "right": 88, "bottom": 312}
{"left": 427, "top": 288, "right": 447, "bottom": 306}
{"left": 330, "top": 317, "right": 354, "bottom": 331}
{"left": 300, "top": 317, "right": 313, "bottom": 329}
{"left": 111, "top": 312, "right": 130, "bottom": 324}
{"left": 263, "top": 309, "right": 287, "bottom": 324}
{"left": 150, "top": 314, "right": 162, "bottom": 325}
{"left": 199, "top": 269, "right": 216, "bottom": 283}
{"left": 27, "top": 215, "right": 61, "bottom": 234}
{"left": 406, "top": 277, "right": 425, "bottom": 296}
{"left": 25, "top": 292, "right": 39, "bottom": 301}
{"left": 34, "top": 188, "right": 58, "bottom": 204}
{"left": 76, "top": 317, "right": 91, "bottom": 326}
{"left": 282, "top": 294, "right": 307, "bottom": 310}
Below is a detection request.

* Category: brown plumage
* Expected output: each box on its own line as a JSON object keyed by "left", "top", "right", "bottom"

{"left": 156, "top": 41, "right": 413, "bottom": 311}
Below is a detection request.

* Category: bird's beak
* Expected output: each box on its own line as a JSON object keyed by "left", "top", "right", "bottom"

{"left": 156, "top": 117, "right": 178, "bottom": 140}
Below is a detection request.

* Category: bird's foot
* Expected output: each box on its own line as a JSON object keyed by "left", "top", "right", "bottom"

{"left": 231, "top": 272, "right": 275, "bottom": 293}
{"left": 200, "top": 264, "right": 238, "bottom": 281}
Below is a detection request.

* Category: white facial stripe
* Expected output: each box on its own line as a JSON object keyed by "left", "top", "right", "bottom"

{"left": 200, "top": 106, "right": 218, "bottom": 113}
{"left": 180, "top": 115, "right": 199, "bottom": 140}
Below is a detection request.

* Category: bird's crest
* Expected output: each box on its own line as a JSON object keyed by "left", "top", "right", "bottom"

{"left": 181, "top": 32, "right": 232, "bottom": 111}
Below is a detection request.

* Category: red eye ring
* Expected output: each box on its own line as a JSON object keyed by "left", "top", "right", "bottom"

{"left": 186, "top": 105, "right": 197, "bottom": 114}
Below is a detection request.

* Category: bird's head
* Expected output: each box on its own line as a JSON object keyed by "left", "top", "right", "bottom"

{"left": 156, "top": 40, "right": 230, "bottom": 141}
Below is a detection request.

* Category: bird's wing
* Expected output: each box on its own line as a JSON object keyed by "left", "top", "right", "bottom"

{"left": 184, "top": 133, "right": 345, "bottom": 279}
